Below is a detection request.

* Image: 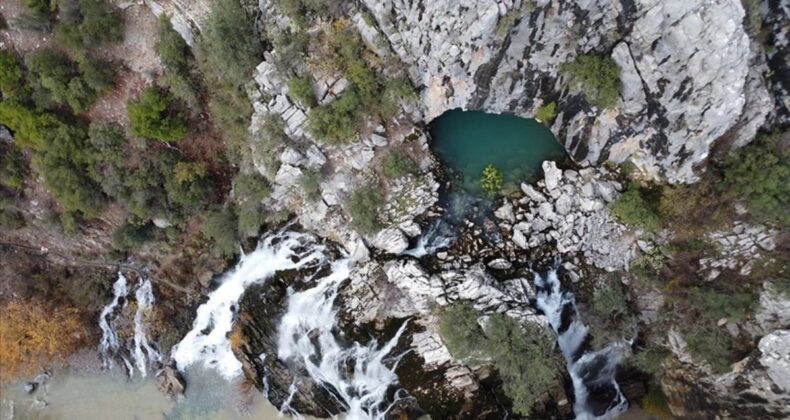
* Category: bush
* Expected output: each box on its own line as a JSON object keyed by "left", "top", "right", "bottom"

{"left": 232, "top": 172, "right": 272, "bottom": 238}
{"left": 345, "top": 182, "right": 384, "bottom": 234}
{"left": 112, "top": 220, "right": 154, "bottom": 251}
{"left": 480, "top": 164, "right": 503, "bottom": 195}
{"left": 156, "top": 16, "right": 191, "bottom": 72}
{"left": 722, "top": 130, "right": 789, "bottom": 225}
{"left": 25, "top": 49, "right": 112, "bottom": 113}
{"left": 0, "top": 49, "right": 25, "bottom": 99}
{"left": 288, "top": 75, "right": 316, "bottom": 108}
{"left": 271, "top": 0, "right": 329, "bottom": 27}
{"left": 128, "top": 87, "right": 188, "bottom": 141}
{"left": 308, "top": 88, "right": 363, "bottom": 143}
{"left": 53, "top": 0, "right": 124, "bottom": 51}
{"left": 382, "top": 149, "right": 416, "bottom": 179}
{"left": 78, "top": 55, "right": 115, "bottom": 92}
{"left": 438, "top": 303, "right": 563, "bottom": 416}
{"left": 156, "top": 16, "right": 201, "bottom": 112}
{"left": 21, "top": 0, "right": 55, "bottom": 15}
{"left": 10, "top": 12, "right": 53, "bottom": 32}
{"left": 438, "top": 302, "right": 486, "bottom": 361}
{"left": 201, "top": 205, "right": 239, "bottom": 257}
{"left": 197, "top": 0, "right": 262, "bottom": 153}
{"left": 300, "top": 168, "right": 322, "bottom": 201}
{"left": 535, "top": 101, "right": 556, "bottom": 123}
{"left": 307, "top": 22, "right": 414, "bottom": 143}
{"left": 562, "top": 54, "right": 621, "bottom": 109}
{"left": 609, "top": 181, "right": 661, "bottom": 232}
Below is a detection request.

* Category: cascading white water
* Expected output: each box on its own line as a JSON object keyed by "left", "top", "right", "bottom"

{"left": 98, "top": 272, "right": 129, "bottom": 370}
{"left": 276, "top": 258, "right": 410, "bottom": 420}
{"left": 402, "top": 219, "right": 454, "bottom": 257}
{"left": 171, "top": 230, "right": 326, "bottom": 379}
{"left": 98, "top": 271, "right": 161, "bottom": 377}
{"left": 132, "top": 278, "right": 161, "bottom": 378}
{"left": 534, "top": 268, "right": 629, "bottom": 420}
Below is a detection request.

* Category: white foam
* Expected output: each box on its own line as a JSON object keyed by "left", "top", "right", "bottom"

{"left": 277, "top": 258, "right": 409, "bottom": 419}
{"left": 171, "top": 231, "right": 325, "bottom": 379}
{"left": 535, "top": 268, "right": 629, "bottom": 420}
{"left": 98, "top": 272, "right": 129, "bottom": 369}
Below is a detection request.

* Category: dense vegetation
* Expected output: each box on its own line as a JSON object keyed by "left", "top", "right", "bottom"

{"left": 607, "top": 130, "right": 789, "bottom": 379}
{"left": 344, "top": 182, "right": 384, "bottom": 234}
{"left": 197, "top": 0, "right": 262, "bottom": 156}
{"left": 300, "top": 19, "right": 416, "bottom": 143}
{"left": 438, "top": 302, "right": 563, "bottom": 416}
{"left": 562, "top": 54, "right": 621, "bottom": 109}
{"left": 128, "top": 87, "right": 188, "bottom": 141}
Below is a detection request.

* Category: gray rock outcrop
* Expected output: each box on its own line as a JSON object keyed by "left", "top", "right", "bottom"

{"left": 495, "top": 161, "right": 636, "bottom": 272}
{"left": 363, "top": 0, "right": 774, "bottom": 183}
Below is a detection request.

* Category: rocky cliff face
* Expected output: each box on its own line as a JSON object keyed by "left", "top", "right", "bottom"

{"left": 363, "top": 0, "right": 775, "bottom": 183}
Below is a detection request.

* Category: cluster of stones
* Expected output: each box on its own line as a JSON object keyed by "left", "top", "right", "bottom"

{"left": 494, "top": 161, "right": 636, "bottom": 275}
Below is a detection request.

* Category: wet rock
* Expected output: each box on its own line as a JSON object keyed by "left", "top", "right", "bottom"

{"left": 371, "top": 228, "right": 409, "bottom": 254}
{"left": 156, "top": 365, "right": 186, "bottom": 399}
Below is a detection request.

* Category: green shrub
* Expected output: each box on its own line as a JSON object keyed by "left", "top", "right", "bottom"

{"left": 0, "top": 142, "right": 28, "bottom": 190}
{"left": 300, "top": 168, "right": 322, "bottom": 201}
{"left": 722, "top": 131, "right": 789, "bottom": 225}
{"left": 112, "top": 220, "right": 154, "bottom": 251}
{"left": 288, "top": 75, "right": 316, "bottom": 108}
{"left": 77, "top": 56, "right": 115, "bottom": 92}
{"left": 308, "top": 88, "right": 362, "bottom": 143}
{"left": 271, "top": 0, "right": 329, "bottom": 27}
{"left": 128, "top": 87, "right": 188, "bottom": 141}
{"left": 562, "top": 54, "right": 621, "bottom": 109}
{"left": 21, "top": 0, "right": 55, "bottom": 15}
{"left": 438, "top": 303, "right": 563, "bottom": 416}
{"left": 480, "top": 164, "right": 503, "bottom": 195}
{"left": 0, "top": 49, "right": 25, "bottom": 99}
{"left": 485, "top": 314, "right": 562, "bottom": 416}
{"left": 345, "top": 182, "right": 383, "bottom": 234}
{"left": 156, "top": 16, "right": 191, "bottom": 72}
{"left": 535, "top": 101, "right": 556, "bottom": 123}
{"left": 382, "top": 150, "right": 416, "bottom": 179}
{"left": 53, "top": 0, "right": 123, "bottom": 51}
{"left": 10, "top": 12, "right": 53, "bottom": 32}
{"left": 156, "top": 16, "right": 201, "bottom": 112}
{"left": 232, "top": 172, "right": 272, "bottom": 238}
{"left": 609, "top": 181, "right": 661, "bottom": 232}
{"left": 306, "top": 22, "right": 414, "bottom": 143}
{"left": 253, "top": 114, "right": 288, "bottom": 178}
{"left": 437, "top": 302, "right": 486, "bottom": 361}
{"left": 25, "top": 49, "right": 111, "bottom": 113}
{"left": 197, "top": 0, "right": 262, "bottom": 154}
{"left": 587, "top": 283, "right": 635, "bottom": 348}
{"left": 201, "top": 205, "right": 239, "bottom": 257}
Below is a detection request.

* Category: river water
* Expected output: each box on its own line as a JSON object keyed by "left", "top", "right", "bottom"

{"left": 429, "top": 109, "right": 566, "bottom": 193}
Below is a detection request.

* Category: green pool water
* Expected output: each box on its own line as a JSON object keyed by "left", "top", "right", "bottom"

{"left": 429, "top": 109, "right": 567, "bottom": 193}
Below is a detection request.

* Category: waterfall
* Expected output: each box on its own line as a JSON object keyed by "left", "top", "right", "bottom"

{"left": 534, "top": 268, "right": 629, "bottom": 420}
{"left": 171, "top": 230, "right": 326, "bottom": 379}
{"left": 276, "top": 258, "right": 410, "bottom": 420}
{"left": 132, "top": 278, "right": 161, "bottom": 378}
{"left": 98, "top": 271, "right": 161, "bottom": 377}
{"left": 98, "top": 272, "right": 130, "bottom": 371}
{"left": 402, "top": 219, "right": 455, "bottom": 257}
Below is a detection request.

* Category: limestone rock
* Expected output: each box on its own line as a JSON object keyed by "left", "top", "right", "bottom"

{"left": 371, "top": 228, "right": 409, "bottom": 255}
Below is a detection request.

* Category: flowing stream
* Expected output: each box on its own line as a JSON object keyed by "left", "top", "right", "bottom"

{"left": 170, "top": 229, "right": 408, "bottom": 419}
{"left": 98, "top": 271, "right": 160, "bottom": 377}
{"left": 172, "top": 230, "right": 326, "bottom": 379}
{"left": 276, "top": 257, "right": 410, "bottom": 419}
{"left": 534, "top": 268, "right": 629, "bottom": 419}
